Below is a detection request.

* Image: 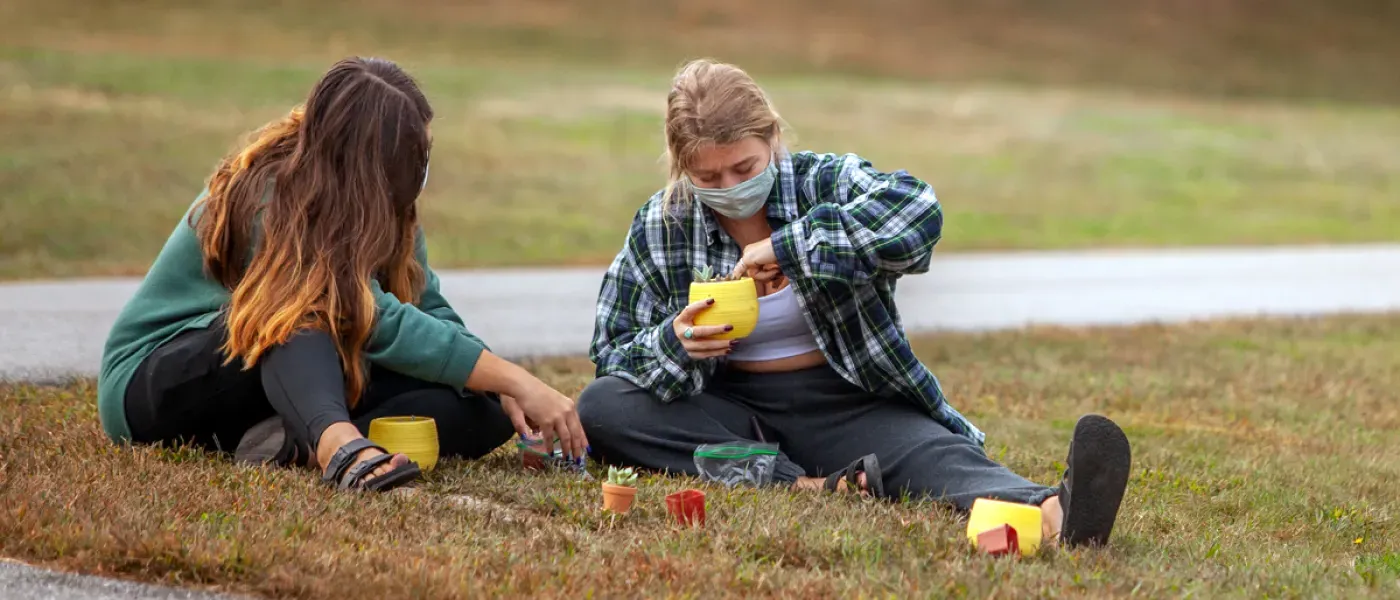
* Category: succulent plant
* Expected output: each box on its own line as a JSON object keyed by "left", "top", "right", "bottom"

{"left": 606, "top": 465, "right": 639, "bottom": 487}
{"left": 693, "top": 265, "right": 740, "bottom": 283}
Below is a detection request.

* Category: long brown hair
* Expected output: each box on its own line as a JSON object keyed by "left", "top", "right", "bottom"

{"left": 191, "top": 57, "right": 433, "bottom": 408}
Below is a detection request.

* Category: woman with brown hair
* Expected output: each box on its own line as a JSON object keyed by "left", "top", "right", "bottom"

{"left": 98, "top": 57, "right": 587, "bottom": 492}
{"left": 581, "top": 58, "right": 1131, "bottom": 548}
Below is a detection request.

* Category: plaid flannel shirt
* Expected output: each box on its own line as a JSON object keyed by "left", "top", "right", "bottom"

{"left": 588, "top": 150, "right": 985, "bottom": 445}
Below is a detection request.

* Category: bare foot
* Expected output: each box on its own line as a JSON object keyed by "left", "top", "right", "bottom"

{"left": 1040, "top": 495, "right": 1064, "bottom": 541}
{"left": 315, "top": 422, "right": 407, "bottom": 484}
{"left": 792, "top": 473, "right": 872, "bottom": 497}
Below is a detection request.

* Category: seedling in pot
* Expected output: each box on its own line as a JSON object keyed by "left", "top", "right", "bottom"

{"left": 607, "top": 466, "right": 638, "bottom": 486}
{"left": 693, "top": 265, "right": 743, "bottom": 283}
{"left": 601, "top": 466, "right": 639, "bottom": 513}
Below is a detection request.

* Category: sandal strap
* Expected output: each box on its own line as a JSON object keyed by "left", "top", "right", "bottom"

{"left": 340, "top": 452, "right": 397, "bottom": 490}
{"left": 320, "top": 438, "right": 386, "bottom": 485}
{"left": 824, "top": 454, "right": 868, "bottom": 492}
{"left": 823, "top": 454, "right": 885, "bottom": 497}
{"left": 823, "top": 470, "right": 844, "bottom": 492}
{"left": 857, "top": 454, "right": 884, "bottom": 498}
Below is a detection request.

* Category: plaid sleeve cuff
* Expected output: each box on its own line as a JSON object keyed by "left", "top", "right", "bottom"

{"left": 658, "top": 313, "right": 697, "bottom": 369}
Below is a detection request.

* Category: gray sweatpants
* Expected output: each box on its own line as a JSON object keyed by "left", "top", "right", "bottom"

{"left": 578, "top": 365, "right": 1056, "bottom": 510}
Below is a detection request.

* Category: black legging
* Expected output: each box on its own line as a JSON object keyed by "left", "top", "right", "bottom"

{"left": 123, "top": 315, "right": 515, "bottom": 459}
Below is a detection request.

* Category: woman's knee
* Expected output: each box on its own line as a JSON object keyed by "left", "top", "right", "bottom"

{"left": 576, "top": 375, "right": 646, "bottom": 430}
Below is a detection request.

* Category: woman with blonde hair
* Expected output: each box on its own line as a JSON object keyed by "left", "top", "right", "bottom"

{"left": 99, "top": 57, "right": 587, "bottom": 492}
{"left": 581, "top": 58, "right": 1131, "bottom": 547}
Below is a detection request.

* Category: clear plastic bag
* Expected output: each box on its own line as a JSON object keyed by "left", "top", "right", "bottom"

{"left": 693, "top": 441, "right": 780, "bottom": 488}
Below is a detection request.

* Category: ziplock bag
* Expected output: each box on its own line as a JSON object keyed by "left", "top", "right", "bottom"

{"left": 693, "top": 441, "right": 780, "bottom": 487}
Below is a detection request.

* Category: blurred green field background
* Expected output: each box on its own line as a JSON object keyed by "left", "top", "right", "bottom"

{"left": 2, "top": 0, "right": 1397, "bottom": 279}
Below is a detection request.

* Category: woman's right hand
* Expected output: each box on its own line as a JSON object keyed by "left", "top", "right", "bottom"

{"left": 466, "top": 351, "right": 589, "bottom": 460}
{"left": 506, "top": 379, "right": 589, "bottom": 461}
{"left": 672, "top": 298, "right": 737, "bottom": 359}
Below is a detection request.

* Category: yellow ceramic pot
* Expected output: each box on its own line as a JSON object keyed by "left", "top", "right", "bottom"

{"left": 367, "top": 416, "right": 439, "bottom": 472}
{"left": 688, "top": 278, "right": 759, "bottom": 340}
{"left": 965, "top": 497, "right": 1044, "bottom": 556}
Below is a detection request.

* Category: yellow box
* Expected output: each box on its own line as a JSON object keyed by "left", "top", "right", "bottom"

{"left": 966, "top": 497, "right": 1044, "bottom": 556}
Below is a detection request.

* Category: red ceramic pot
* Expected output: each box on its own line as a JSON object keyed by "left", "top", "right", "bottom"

{"left": 665, "top": 489, "right": 706, "bottom": 527}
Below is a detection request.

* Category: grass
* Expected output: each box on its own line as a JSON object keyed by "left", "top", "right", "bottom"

{"left": 3, "top": 315, "right": 1399, "bottom": 598}
{"left": 2, "top": 1, "right": 1399, "bottom": 279}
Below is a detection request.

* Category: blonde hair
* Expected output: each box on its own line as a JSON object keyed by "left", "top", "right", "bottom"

{"left": 661, "top": 58, "right": 786, "bottom": 214}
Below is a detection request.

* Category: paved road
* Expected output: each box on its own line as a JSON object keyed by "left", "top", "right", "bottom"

{"left": 0, "top": 560, "right": 248, "bottom": 600}
{"left": 3, "top": 244, "right": 1399, "bottom": 382}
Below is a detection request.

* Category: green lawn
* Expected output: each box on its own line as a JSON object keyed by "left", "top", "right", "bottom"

{"left": 2, "top": 1, "right": 1398, "bottom": 279}
{"left": 3, "top": 315, "right": 1398, "bottom": 598}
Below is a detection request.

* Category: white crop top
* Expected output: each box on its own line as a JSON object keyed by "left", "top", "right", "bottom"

{"left": 727, "top": 285, "right": 821, "bottom": 362}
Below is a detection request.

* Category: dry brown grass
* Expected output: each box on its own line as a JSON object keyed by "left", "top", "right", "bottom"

{"left": 3, "top": 315, "right": 1399, "bottom": 598}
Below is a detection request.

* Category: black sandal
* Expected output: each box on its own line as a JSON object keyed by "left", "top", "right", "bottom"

{"left": 1058, "top": 414, "right": 1132, "bottom": 547}
{"left": 320, "top": 438, "right": 422, "bottom": 492}
{"left": 823, "top": 453, "right": 886, "bottom": 498}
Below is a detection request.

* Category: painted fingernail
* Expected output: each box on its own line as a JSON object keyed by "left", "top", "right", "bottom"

{"left": 724, "top": 325, "right": 734, "bottom": 332}
{"left": 730, "top": 340, "right": 739, "bottom": 347}
{"left": 707, "top": 298, "right": 715, "bottom": 305}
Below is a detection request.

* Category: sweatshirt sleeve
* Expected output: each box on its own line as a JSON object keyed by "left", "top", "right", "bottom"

{"left": 408, "top": 233, "right": 492, "bottom": 352}
{"left": 363, "top": 230, "right": 488, "bottom": 390}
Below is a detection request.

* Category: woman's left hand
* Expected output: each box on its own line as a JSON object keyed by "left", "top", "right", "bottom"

{"left": 732, "top": 238, "right": 779, "bottom": 280}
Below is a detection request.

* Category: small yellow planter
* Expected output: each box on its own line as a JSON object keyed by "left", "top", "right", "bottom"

{"left": 688, "top": 278, "right": 759, "bottom": 340}
{"left": 966, "top": 497, "right": 1044, "bottom": 557}
{"left": 367, "top": 416, "right": 439, "bottom": 472}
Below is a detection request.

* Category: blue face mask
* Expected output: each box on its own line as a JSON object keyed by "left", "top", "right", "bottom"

{"left": 691, "top": 155, "right": 776, "bottom": 219}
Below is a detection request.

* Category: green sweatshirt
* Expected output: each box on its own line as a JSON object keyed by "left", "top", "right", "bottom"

{"left": 96, "top": 194, "right": 490, "bottom": 443}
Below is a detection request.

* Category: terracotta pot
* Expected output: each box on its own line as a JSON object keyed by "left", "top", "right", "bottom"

{"left": 601, "top": 483, "right": 637, "bottom": 513}
{"left": 688, "top": 279, "right": 758, "bottom": 340}
{"left": 665, "top": 489, "right": 706, "bottom": 527}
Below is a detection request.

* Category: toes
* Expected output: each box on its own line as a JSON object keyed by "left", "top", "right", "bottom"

{"left": 345, "top": 448, "right": 393, "bottom": 483}
{"left": 372, "top": 454, "right": 409, "bottom": 479}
